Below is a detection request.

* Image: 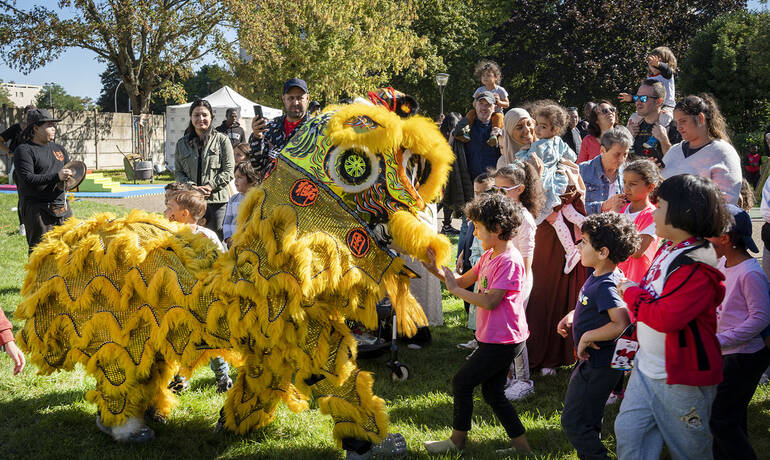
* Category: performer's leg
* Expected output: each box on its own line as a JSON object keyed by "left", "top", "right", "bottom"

{"left": 219, "top": 352, "right": 284, "bottom": 434}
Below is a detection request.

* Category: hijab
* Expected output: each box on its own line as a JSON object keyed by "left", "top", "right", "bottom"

{"left": 498, "top": 108, "right": 533, "bottom": 168}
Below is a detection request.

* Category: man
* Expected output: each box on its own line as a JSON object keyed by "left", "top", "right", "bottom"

{"left": 0, "top": 104, "right": 36, "bottom": 235}
{"left": 249, "top": 78, "right": 310, "bottom": 176}
{"left": 627, "top": 78, "right": 681, "bottom": 165}
{"left": 453, "top": 91, "right": 501, "bottom": 182}
{"left": 563, "top": 106, "right": 583, "bottom": 155}
{"left": 578, "top": 102, "right": 595, "bottom": 138}
{"left": 216, "top": 108, "right": 246, "bottom": 147}
{"left": 14, "top": 108, "right": 73, "bottom": 252}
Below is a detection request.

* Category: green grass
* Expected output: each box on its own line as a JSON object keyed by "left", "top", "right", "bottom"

{"left": 93, "top": 168, "right": 174, "bottom": 185}
{"left": 1, "top": 193, "right": 770, "bottom": 459}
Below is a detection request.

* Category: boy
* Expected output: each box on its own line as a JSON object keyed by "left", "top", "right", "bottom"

{"left": 164, "top": 189, "right": 231, "bottom": 391}
{"left": 223, "top": 161, "right": 259, "bottom": 247}
{"left": 556, "top": 212, "right": 640, "bottom": 460}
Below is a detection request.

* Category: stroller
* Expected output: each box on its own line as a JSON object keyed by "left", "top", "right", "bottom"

{"left": 350, "top": 297, "right": 410, "bottom": 382}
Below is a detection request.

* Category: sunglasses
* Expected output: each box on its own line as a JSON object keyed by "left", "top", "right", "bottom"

{"left": 632, "top": 95, "right": 656, "bottom": 103}
{"left": 490, "top": 185, "right": 518, "bottom": 194}
{"left": 600, "top": 107, "right": 616, "bottom": 115}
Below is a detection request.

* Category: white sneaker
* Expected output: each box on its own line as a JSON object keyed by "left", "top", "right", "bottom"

{"left": 457, "top": 339, "right": 478, "bottom": 350}
{"left": 540, "top": 367, "right": 557, "bottom": 376}
{"left": 18, "top": 224, "right": 25, "bottom": 236}
{"left": 505, "top": 379, "right": 535, "bottom": 401}
{"left": 760, "top": 372, "right": 770, "bottom": 385}
{"left": 606, "top": 392, "right": 622, "bottom": 405}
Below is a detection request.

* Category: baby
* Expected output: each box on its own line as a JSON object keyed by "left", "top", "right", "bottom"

{"left": 517, "top": 103, "right": 584, "bottom": 273}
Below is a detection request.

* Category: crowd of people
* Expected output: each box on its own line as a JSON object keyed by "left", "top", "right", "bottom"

{"left": 431, "top": 49, "right": 769, "bottom": 459}
{"left": 2, "top": 46, "right": 770, "bottom": 459}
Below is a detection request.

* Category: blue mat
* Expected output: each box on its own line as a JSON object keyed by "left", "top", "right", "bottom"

{"left": 0, "top": 184, "right": 166, "bottom": 198}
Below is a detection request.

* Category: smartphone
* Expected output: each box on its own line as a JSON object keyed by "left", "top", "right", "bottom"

{"left": 253, "top": 104, "right": 264, "bottom": 120}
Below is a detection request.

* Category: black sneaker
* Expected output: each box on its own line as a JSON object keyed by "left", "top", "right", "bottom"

{"left": 168, "top": 374, "right": 189, "bottom": 394}
{"left": 441, "top": 225, "right": 460, "bottom": 235}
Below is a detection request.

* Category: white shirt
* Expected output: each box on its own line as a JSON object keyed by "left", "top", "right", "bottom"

{"left": 661, "top": 139, "right": 742, "bottom": 205}
{"left": 193, "top": 225, "right": 227, "bottom": 253}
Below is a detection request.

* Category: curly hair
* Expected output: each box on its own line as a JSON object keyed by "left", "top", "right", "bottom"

{"left": 473, "top": 60, "right": 502, "bottom": 83}
{"left": 464, "top": 193, "right": 522, "bottom": 241}
{"left": 580, "top": 212, "right": 641, "bottom": 264}
{"left": 588, "top": 100, "right": 617, "bottom": 138}
{"left": 649, "top": 46, "right": 678, "bottom": 72}
{"left": 657, "top": 174, "right": 733, "bottom": 238}
{"left": 491, "top": 161, "right": 546, "bottom": 218}
{"left": 534, "top": 103, "right": 568, "bottom": 134}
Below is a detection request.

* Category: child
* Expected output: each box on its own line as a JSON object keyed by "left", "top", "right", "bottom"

{"left": 1, "top": 309, "right": 25, "bottom": 375}
{"left": 615, "top": 174, "right": 732, "bottom": 460}
{"left": 223, "top": 161, "right": 259, "bottom": 247}
{"left": 707, "top": 204, "right": 770, "bottom": 460}
{"left": 233, "top": 142, "right": 250, "bottom": 165}
{"left": 556, "top": 212, "right": 638, "bottom": 460}
{"left": 619, "top": 46, "right": 678, "bottom": 124}
{"left": 423, "top": 193, "right": 531, "bottom": 456}
{"left": 518, "top": 102, "right": 585, "bottom": 274}
{"left": 164, "top": 189, "right": 232, "bottom": 393}
{"left": 617, "top": 159, "right": 661, "bottom": 283}
{"left": 456, "top": 173, "right": 495, "bottom": 350}
{"left": 491, "top": 162, "right": 546, "bottom": 400}
{"left": 458, "top": 60, "right": 509, "bottom": 147}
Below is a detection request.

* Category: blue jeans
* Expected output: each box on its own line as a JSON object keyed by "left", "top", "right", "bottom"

{"left": 615, "top": 367, "right": 717, "bottom": 460}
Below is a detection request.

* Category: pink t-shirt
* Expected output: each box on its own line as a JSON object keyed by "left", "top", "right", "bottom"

{"left": 472, "top": 247, "right": 529, "bottom": 344}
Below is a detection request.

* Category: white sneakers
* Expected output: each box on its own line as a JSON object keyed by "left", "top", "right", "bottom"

{"left": 457, "top": 338, "right": 478, "bottom": 350}
{"left": 505, "top": 379, "right": 535, "bottom": 401}
{"left": 540, "top": 367, "right": 557, "bottom": 376}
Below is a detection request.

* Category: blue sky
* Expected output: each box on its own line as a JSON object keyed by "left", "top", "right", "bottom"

{"left": 1, "top": 1, "right": 767, "bottom": 103}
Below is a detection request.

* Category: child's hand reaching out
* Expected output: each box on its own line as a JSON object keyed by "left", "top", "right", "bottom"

{"left": 441, "top": 266, "right": 460, "bottom": 293}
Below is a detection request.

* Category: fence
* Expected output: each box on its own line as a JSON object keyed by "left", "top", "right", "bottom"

{"left": 0, "top": 107, "right": 166, "bottom": 175}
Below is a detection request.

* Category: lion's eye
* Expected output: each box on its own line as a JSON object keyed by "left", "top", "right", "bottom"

{"left": 402, "top": 149, "right": 431, "bottom": 190}
{"left": 326, "top": 146, "right": 380, "bottom": 193}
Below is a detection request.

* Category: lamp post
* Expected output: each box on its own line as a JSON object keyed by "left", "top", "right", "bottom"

{"left": 436, "top": 73, "right": 449, "bottom": 118}
{"left": 114, "top": 80, "right": 131, "bottom": 113}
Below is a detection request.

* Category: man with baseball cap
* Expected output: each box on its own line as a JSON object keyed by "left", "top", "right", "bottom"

{"left": 249, "top": 78, "right": 310, "bottom": 177}
{"left": 13, "top": 108, "right": 74, "bottom": 251}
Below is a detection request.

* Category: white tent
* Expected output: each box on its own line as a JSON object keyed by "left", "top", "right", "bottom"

{"left": 164, "top": 85, "right": 282, "bottom": 171}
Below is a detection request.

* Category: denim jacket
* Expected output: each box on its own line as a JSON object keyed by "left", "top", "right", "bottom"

{"left": 578, "top": 154, "right": 623, "bottom": 215}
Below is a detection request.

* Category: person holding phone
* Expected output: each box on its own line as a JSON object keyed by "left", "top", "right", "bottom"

{"left": 249, "top": 78, "right": 310, "bottom": 177}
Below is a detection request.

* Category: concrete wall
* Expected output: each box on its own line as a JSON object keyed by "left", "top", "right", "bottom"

{"left": 0, "top": 107, "right": 165, "bottom": 175}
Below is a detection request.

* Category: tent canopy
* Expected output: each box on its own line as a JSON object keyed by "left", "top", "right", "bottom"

{"left": 165, "top": 86, "right": 282, "bottom": 171}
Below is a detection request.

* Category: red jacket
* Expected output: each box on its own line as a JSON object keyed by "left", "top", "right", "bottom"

{"left": 623, "top": 244, "right": 725, "bottom": 386}
{"left": 0, "top": 308, "right": 14, "bottom": 347}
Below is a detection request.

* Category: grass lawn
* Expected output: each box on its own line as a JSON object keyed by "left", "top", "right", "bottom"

{"left": 1, "top": 193, "right": 769, "bottom": 459}
{"left": 93, "top": 168, "right": 174, "bottom": 185}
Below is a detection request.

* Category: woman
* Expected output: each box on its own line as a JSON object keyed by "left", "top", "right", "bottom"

{"left": 502, "top": 106, "right": 589, "bottom": 375}
{"left": 174, "top": 99, "right": 235, "bottom": 238}
{"left": 578, "top": 126, "right": 632, "bottom": 215}
{"left": 661, "top": 94, "right": 742, "bottom": 205}
{"left": 577, "top": 100, "right": 618, "bottom": 163}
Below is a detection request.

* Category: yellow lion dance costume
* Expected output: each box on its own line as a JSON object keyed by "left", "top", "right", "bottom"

{"left": 14, "top": 93, "right": 453, "bottom": 457}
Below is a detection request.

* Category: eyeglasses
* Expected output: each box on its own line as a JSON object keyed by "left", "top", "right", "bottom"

{"left": 490, "top": 185, "right": 517, "bottom": 193}
{"left": 600, "top": 107, "right": 616, "bottom": 115}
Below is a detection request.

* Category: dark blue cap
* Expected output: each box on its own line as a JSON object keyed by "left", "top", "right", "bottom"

{"left": 726, "top": 204, "right": 759, "bottom": 253}
{"left": 283, "top": 78, "right": 308, "bottom": 95}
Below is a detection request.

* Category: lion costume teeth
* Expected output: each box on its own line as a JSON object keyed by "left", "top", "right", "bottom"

{"left": 14, "top": 100, "right": 453, "bottom": 449}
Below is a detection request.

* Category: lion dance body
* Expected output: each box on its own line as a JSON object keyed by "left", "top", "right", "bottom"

{"left": 14, "top": 96, "right": 453, "bottom": 455}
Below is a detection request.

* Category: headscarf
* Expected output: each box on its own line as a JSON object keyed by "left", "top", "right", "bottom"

{"left": 499, "top": 108, "right": 532, "bottom": 168}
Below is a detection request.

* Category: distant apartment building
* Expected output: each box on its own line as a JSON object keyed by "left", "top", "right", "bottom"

{"left": 1, "top": 82, "right": 43, "bottom": 108}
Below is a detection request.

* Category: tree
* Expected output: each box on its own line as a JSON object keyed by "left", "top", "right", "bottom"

{"left": 0, "top": 79, "right": 11, "bottom": 107}
{"left": 389, "top": 0, "right": 506, "bottom": 118}
{"left": 492, "top": 0, "right": 745, "bottom": 111}
{"left": 229, "top": 0, "right": 430, "bottom": 108}
{"left": 0, "top": 1, "right": 234, "bottom": 114}
{"left": 34, "top": 82, "right": 92, "bottom": 111}
{"left": 679, "top": 10, "right": 770, "bottom": 133}
{"left": 182, "top": 64, "right": 233, "bottom": 100}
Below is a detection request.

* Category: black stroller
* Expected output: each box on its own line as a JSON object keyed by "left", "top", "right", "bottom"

{"left": 350, "top": 297, "right": 409, "bottom": 382}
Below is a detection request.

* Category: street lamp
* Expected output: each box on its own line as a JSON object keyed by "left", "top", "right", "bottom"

{"left": 436, "top": 73, "right": 449, "bottom": 118}
{"left": 114, "top": 80, "right": 131, "bottom": 113}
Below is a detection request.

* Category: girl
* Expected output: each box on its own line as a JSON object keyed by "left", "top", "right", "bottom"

{"left": 707, "top": 204, "right": 770, "bottom": 460}
{"left": 615, "top": 174, "right": 732, "bottom": 460}
{"left": 491, "top": 162, "right": 546, "bottom": 400}
{"left": 459, "top": 60, "right": 509, "bottom": 146}
{"left": 423, "top": 193, "right": 531, "bottom": 456}
{"left": 617, "top": 159, "right": 661, "bottom": 283}
{"left": 619, "top": 46, "right": 678, "bottom": 121}
{"left": 223, "top": 161, "right": 259, "bottom": 247}
{"left": 520, "top": 103, "right": 585, "bottom": 274}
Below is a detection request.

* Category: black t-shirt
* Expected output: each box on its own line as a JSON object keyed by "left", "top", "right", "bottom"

{"left": 216, "top": 121, "right": 246, "bottom": 147}
{"left": 572, "top": 270, "right": 625, "bottom": 368}
{"left": 631, "top": 119, "right": 681, "bottom": 164}
{"left": 1, "top": 123, "right": 24, "bottom": 154}
{"left": 13, "top": 141, "right": 70, "bottom": 205}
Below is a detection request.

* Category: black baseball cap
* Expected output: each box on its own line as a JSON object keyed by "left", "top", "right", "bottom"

{"left": 283, "top": 78, "right": 308, "bottom": 95}
{"left": 475, "top": 91, "right": 496, "bottom": 105}
{"left": 27, "top": 108, "right": 61, "bottom": 124}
